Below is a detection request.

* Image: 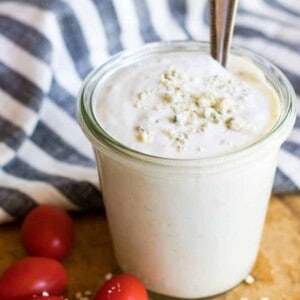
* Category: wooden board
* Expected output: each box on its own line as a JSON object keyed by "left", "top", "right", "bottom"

{"left": 0, "top": 196, "right": 299, "bottom": 300}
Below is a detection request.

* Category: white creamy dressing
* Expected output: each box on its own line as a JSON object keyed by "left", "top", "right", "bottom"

{"left": 89, "top": 51, "right": 287, "bottom": 298}
{"left": 94, "top": 52, "right": 280, "bottom": 159}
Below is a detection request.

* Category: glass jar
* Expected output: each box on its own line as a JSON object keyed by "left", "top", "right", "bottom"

{"left": 77, "top": 41, "right": 296, "bottom": 299}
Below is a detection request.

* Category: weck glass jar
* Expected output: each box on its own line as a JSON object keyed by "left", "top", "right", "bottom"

{"left": 77, "top": 41, "right": 296, "bottom": 299}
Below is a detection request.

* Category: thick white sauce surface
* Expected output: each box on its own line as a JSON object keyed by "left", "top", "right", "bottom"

{"left": 94, "top": 52, "right": 280, "bottom": 159}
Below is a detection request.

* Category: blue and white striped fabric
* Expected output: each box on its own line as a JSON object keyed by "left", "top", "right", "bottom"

{"left": 0, "top": 0, "right": 299, "bottom": 223}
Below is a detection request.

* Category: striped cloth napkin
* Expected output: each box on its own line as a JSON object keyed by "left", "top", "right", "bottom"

{"left": 0, "top": 0, "right": 299, "bottom": 223}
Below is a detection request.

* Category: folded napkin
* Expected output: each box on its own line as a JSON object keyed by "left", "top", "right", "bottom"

{"left": 0, "top": 0, "right": 299, "bottom": 223}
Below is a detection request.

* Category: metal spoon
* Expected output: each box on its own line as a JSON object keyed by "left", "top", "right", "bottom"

{"left": 209, "top": 0, "right": 239, "bottom": 67}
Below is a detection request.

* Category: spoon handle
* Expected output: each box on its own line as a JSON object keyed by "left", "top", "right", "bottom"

{"left": 209, "top": 0, "right": 239, "bottom": 67}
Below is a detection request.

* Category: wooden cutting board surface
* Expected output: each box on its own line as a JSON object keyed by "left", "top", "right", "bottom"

{"left": 0, "top": 195, "right": 299, "bottom": 300}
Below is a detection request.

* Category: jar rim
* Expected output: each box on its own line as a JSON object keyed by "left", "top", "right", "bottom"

{"left": 77, "top": 41, "right": 296, "bottom": 167}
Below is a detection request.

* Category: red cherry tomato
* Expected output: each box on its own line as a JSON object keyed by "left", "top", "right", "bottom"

{"left": 0, "top": 257, "right": 68, "bottom": 300}
{"left": 94, "top": 274, "right": 148, "bottom": 300}
{"left": 27, "top": 297, "right": 64, "bottom": 300}
{"left": 21, "top": 205, "right": 74, "bottom": 260}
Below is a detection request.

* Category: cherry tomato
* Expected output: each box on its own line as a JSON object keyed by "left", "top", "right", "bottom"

{"left": 27, "top": 297, "right": 64, "bottom": 300}
{"left": 21, "top": 205, "right": 74, "bottom": 260}
{"left": 0, "top": 257, "right": 68, "bottom": 300}
{"left": 94, "top": 274, "right": 148, "bottom": 300}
